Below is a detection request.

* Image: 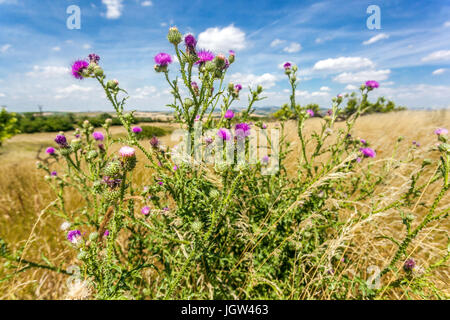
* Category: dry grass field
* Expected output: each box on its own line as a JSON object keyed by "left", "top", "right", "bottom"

{"left": 0, "top": 110, "right": 449, "bottom": 299}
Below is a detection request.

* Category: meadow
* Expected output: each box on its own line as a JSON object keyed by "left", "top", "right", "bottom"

{"left": 0, "top": 27, "right": 448, "bottom": 300}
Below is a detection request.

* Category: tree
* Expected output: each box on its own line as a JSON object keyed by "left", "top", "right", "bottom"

{"left": 0, "top": 107, "right": 20, "bottom": 146}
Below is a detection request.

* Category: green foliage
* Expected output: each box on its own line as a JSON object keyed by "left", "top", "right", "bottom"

{"left": 0, "top": 107, "right": 20, "bottom": 146}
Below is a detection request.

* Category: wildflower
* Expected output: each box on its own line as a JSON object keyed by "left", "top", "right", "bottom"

{"left": 434, "top": 128, "right": 448, "bottom": 135}
{"left": 184, "top": 34, "right": 197, "bottom": 54}
{"left": 150, "top": 136, "right": 160, "bottom": 149}
{"left": 262, "top": 123, "right": 267, "bottom": 129}
{"left": 234, "top": 84, "right": 242, "bottom": 92}
{"left": 283, "top": 62, "right": 291, "bottom": 69}
{"left": 356, "top": 157, "right": 362, "bottom": 163}
{"left": 204, "top": 136, "right": 213, "bottom": 145}
{"left": 365, "top": 80, "right": 379, "bottom": 89}
{"left": 104, "top": 230, "right": 109, "bottom": 237}
{"left": 46, "top": 147, "right": 55, "bottom": 155}
{"left": 360, "top": 147, "right": 376, "bottom": 158}
{"left": 235, "top": 123, "right": 251, "bottom": 139}
{"left": 88, "top": 53, "right": 100, "bottom": 64}
{"left": 71, "top": 60, "right": 89, "bottom": 79}
{"left": 306, "top": 109, "right": 314, "bottom": 117}
{"left": 229, "top": 50, "right": 235, "bottom": 63}
{"left": 163, "top": 207, "right": 169, "bottom": 211}
{"left": 98, "top": 144, "right": 105, "bottom": 152}
{"left": 191, "top": 81, "right": 199, "bottom": 95}
{"left": 119, "top": 146, "right": 135, "bottom": 158}
{"left": 167, "top": 26, "right": 182, "bottom": 45}
{"left": 360, "top": 139, "right": 367, "bottom": 145}
{"left": 51, "top": 171, "right": 57, "bottom": 176}
{"left": 173, "top": 165, "right": 178, "bottom": 171}
{"left": 217, "top": 128, "right": 231, "bottom": 141}
{"left": 92, "top": 131, "right": 104, "bottom": 141}
{"left": 141, "top": 206, "right": 151, "bottom": 215}
{"left": 132, "top": 126, "right": 142, "bottom": 133}
{"left": 403, "top": 258, "right": 416, "bottom": 272}
{"left": 158, "top": 181, "right": 163, "bottom": 186}
{"left": 55, "top": 134, "right": 68, "bottom": 148}
{"left": 154, "top": 52, "right": 172, "bottom": 66}
{"left": 261, "top": 155, "right": 269, "bottom": 164}
{"left": 224, "top": 109, "right": 235, "bottom": 119}
{"left": 60, "top": 221, "right": 71, "bottom": 231}
{"left": 103, "top": 176, "right": 122, "bottom": 188}
{"left": 67, "top": 230, "right": 82, "bottom": 244}
{"left": 196, "top": 50, "right": 214, "bottom": 65}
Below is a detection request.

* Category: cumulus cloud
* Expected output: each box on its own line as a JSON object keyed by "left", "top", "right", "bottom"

{"left": 83, "top": 44, "right": 92, "bottom": 50}
{"left": 197, "top": 25, "right": 246, "bottom": 53}
{"left": 134, "top": 86, "right": 157, "bottom": 99}
{"left": 345, "top": 84, "right": 358, "bottom": 90}
{"left": 141, "top": 1, "right": 152, "bottom": 6}
{"left": 102, "top": 0, "right": 124, "bottom": 19}
{"left": 422, "top": 50, "right": 450, "bottom": 62}
{"left": 26, "top": 65, "right": 70, "bottom": 78}
{"left": 56, "top": 84, "right": 92, "bottom": 95}
{"left": 320, "top": 86, "right": 330, "bottom": 91}
{"left": 333, "top": 69, "right": 391, "bottom": 84}
{"left": 283, "top": 42, "right": 302, "bottom": 53}
{"left": 432, "top": 68, "right": 447, "bottom": 75}
{"left": 313, "top": 57, "right": 375, "bottom": 72}
{"left": 444, "top": 21, "right": 450, "bottom": 27}
{"left": 0, "top": 93, "right": 5, "bottom": 97}
{"left": 229, "top": 72, "right": 279, "bottom": 89}
{"left": 363, "top": 33, "right": 389, "bottom": 45}
{"left": 270, "top": 39, "right": 285, "bottom": 47}
{"left": 0, "top": 44, "right": 11, "bottom": 53}
{"left": 52, "top": 46, "right": 61, "bottom": 52}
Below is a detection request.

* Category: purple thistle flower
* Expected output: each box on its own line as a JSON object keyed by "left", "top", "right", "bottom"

{"left": 262, "top": 155, "right": 269, "bottom": 164}
{"left": 71, "top": 60, "right": 89, "bottom": 80}
{"left": 103, "top": 176, "right": 122, "bottom": 188}
{"left": 262, "top": 123, "right": 267, "bottom": 129}
{"left": 196, "top": 50, "right": 214, "bottom": 65}
{"left": 132, "top": 126, "right": 142, "bottom": 133}
{"left": 158, "top": 181, "right": 163, "bottom": 186}
{"left": 88, "top": 53, "right": 100, "bottom": 64}
{"left": 51, "top": 171, "right": 57, "bottom": 176}
{"left": 92, "top": 131, "right": 104, "bottom": 141}
{"left": 229, "top": 50, "right": 235, "bottom": 56}
{"left": 54, "top": 135, "right": 68, "bottom": 148}
{"left": 235, "top": 123, "right": 251, "bottom": 139}
{"left": 360, "top": 139, "right": 367, "bottom": 145}
{"left": 46, "top": 147, "right": 55, "bottom": 155}
{"left": 184, "top": 34, "right": 197, "bottom": 53}
{"left": 283, "top": 62, "right": 291, "bottom": 69}
{"left": 327, "top": 109, "right": 333, "bottom": 116}
{"left": 360, "top": 147, "right": 376, "bottom": 158}
{"left": 150, "top": 136, "right": 160, "bottom": 149}
{"left": 119, "top": 146, "right": 135, "bottom": 158}
{"left": 234, "top": 84, "right": 242, "bottom": 92}
{"left": 141, "top": 206, "right": 151, "bottom": 215}
{"left": 224, "top": 109, "right": 235, "bottom": 119}
{"left": 154, "top": 52, "right": 173, "bottom": 66}
{"left": 173, "top": 165, "right": 178, "bottom": 171}
{"left": 217, "top": 128, "right": 231, "bottom": 141}
{"left": 306, "top": 109, "right": 314, "bottom": 117}
{"left": 75, "top": 134, "right": 81, "bottom": 138}
{"left": 403, "top": 258, "right": 416, "bottom": 272}
{"left": 365, "top": 80, "right": 379, "bottom": 89}
{"left": 163, "top": 207, "right": 169, "bottom": 211}
{"left": 104, "top": 230, "right": 109, "bottom": 237}
{"left": 356, "top": 157, "right": 362, "bottom": 163}
{"left": 204, "top": 136, "right": 213, "bottom": 145}
{"left": 434, "top": 128, "right": 448, "bottom": 135}
{"left": 67, "top": 230, "right": 82, "bottom": 243}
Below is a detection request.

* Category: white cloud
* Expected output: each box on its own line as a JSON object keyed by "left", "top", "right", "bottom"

{"left": 26, "top": 66, "right": 70, "bottom": 78}
{"left": 102, "top": 0, "right": 124, "bottom": 19}
{"left": 52, "top": 46, "right": 61, "bottom": 52}
{"left": 444, "top": 21, "right": 450, "bottom": 27}
{"left": 270, "top": 39, "right": 285, "bottom": 47}
{"left": 0, "top": 0, "right": 18, "bottom": 4}
{"left": 229, "top": 72, "right": 279, "bottom": 89}
{"left": 83, "top": 43, "right": 92, "bottom": 50}
{"left": 320, "top": 86, "right": 330, "bottom": 91}
{"left": 315, "top": 36, "right": 333, "bottom": 44}
{"left": 141, "top": 1, "right": 152, "bottom": 6}
{"left": 134, "top": 86, "right": 157, "bottom": 99}
{"left": 333, "top": 69, "right": 391, "bottom": 84}
{"left": 0, "top": 93, "right": 5, "bottom": 97}
{"left": 363, "top": 33, "right": 389, "bottom": 45}
{"left": 283, "top": 42, "right": 302, "bottom": 53}
{"left": 197, "top": 25, "right": 246, "bottom": 53}
{"left": 345, "top": 84, "right": 358, "bottom": 90}
{"left": 0, "top": 44, "right": 11, "bottom": 53}
{"left": 160, "top": 22, "right": 167, "bottom": 27}
{"left": 432, "top": 68, "right": 447, "bottom": 75}
{"left": 313, "top": 57, "right": 375, "bottom": 72}
{"left": 56, "top": 85, "right": 92, "bottom": 95}
{"left": 422, "top": 50, "right": 450, "bottom": 62}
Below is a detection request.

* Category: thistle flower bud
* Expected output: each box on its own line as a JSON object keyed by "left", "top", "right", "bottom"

{"left": 205, "top": 61, "right": 215, "bottom": 72}
{"left": 167, "top": 26, "right": 182, "bottom": 45}
{"left": 214, "top": 54, "right": 226, "bottom": 69}
{"left": 86, "top": 150, "right": 98, "bottom": 160}
{"left": 107, "top": 79, "right": 119, "bottom": 89}
{"left": 184, "top": 98, "right": 194, "bottom": 108}
{"left": 227, "top": 82, "right": 234, "bottom": 92}
{"left": 70, "top": 138, "right": 82, "bottom": 151}
{"left": 104, "top": 161, "right": 121, "bottom": 177}
{"left": 103, "top": 189, "right": 121, "bottom": 202}
{"left": 256, "top": 85, "right": 263, "bottom": 94}
{"left": 93, "top": 66, "right": 104, "bottom": 77}
{"left": 228, "top": 50, "right": 235, "bottom": 64}
{"left": 89, "top": 232, "right": 99, "bottom": 241}
{"left": 191, "top": 220, "right": 203, "bottom": 232}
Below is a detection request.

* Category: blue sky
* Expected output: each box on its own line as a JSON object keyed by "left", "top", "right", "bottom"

{"left": 0, "top": 0, "right": 449, "bottom": 112}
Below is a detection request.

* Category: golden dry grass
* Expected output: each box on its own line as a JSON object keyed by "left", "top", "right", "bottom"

{"left": 0, "top": 110, "right": 449, "bottom": 299}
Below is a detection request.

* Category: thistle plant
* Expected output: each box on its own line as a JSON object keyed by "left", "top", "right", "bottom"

{"left": 0, "top": 27, "right": 448, "bottom": 300}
